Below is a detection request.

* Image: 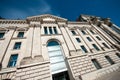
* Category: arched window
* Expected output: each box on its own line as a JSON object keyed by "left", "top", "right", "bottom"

{"left": 47, "top": 41, "right": 67, "bottom": 74}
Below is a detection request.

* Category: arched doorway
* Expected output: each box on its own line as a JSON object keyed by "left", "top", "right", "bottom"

{"left": 47, "top": 40, "right": 70, "bottom": 80}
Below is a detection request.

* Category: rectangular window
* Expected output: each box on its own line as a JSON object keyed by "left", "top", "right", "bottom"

{"left": 53, "top": 27, "right": 58, "bottom": 34}
{"left": 90, "top": 30, "right": 95, "bottom": 34}
{"left": 71, "top": 31, "right": 76, "bottom": 35}
{"left": 102, "top": 43, "right": 110, "bottom": 49}
{"left": 92, "top": 59, "right": 102, "bottom": 69}
{"left": 17, "top": 32, "right": 24, "bottom": 38}
{"left": 8, "top": 54, "right": 18, "bottom": 67}
{"left": 92, "top": 44, "right": 100, "bottom": 51}
{"left": 0, "top": 32, "right": 5, "bottom": 38}
{"left": 80, "top": 45, "right": 88, "bottom": 53}
{"left": 116, "top": 53, "right": 120, "bottom": 58}
{"left": 44, "top": 27, "right": 48, "bottom": 34}
{"left": 13, "top": 42, "right": 21, "bottom": 49}
{"left": 96, "top": 36, "right": 101, "bottom": 40}
{"left": 105, "top": 56, "right": 115, "bottom": 65}
{"left": 49, "top": 27, "right": 53, "bottom": 34}
{"left": 76, "top": 38, "right": 81, "bottom": 43}
{"left": 81, "top": 30, "right": 86, "bottom": 35}
{"left": 87, "top": 37, "right": 92, "bottom": 41}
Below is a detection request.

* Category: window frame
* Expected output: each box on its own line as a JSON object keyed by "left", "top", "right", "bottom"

{"left": 80, "top": 45, "right": 88, "bottom": 53}
{"left": 91, "top": 59, "right": 102, "bottom": 69}
{"left": 7, "top": 54, "right": 18, "bottom": 67}
{"left": 13, "top": 42, "right": 21, "bottom": 50}
{"left": 105, "top": 56, "right": 115, "bottom": 65}
{"left": 17, "top": 32, "right": 24, "bottom": 38}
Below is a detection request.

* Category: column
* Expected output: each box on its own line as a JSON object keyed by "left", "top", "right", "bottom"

{"left": 24, "top": 26, "right": 34, "bottom": 58}
{"left": 32, "top": 25, "right": 41, "bottom": 58}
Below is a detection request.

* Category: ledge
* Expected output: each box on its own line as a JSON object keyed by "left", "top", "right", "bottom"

{"left": 0, "top": 67, "right": 16, "bottom": 74}
{"left": 17, "top": 60, "right": 50, "bottom": 69}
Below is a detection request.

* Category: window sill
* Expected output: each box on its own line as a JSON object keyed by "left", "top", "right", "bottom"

{"left": 0, "top": 38, "right": 5, "bottom": 40}
{"left": 0, "top": 67, "right": 16, "bottom": 74}
{"left": 12, "top": 37, "right": 26, "bottom": 39}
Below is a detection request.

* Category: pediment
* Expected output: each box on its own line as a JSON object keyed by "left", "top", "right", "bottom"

{"left": 27, "top": 14, "right": 67, "bottom": 22}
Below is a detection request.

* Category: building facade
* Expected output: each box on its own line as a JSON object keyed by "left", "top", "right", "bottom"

{"left": 0, "top": 14, "right": 120, "bottom": 80}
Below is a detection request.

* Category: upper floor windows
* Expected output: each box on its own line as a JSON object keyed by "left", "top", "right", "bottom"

{"left": 81, "top": 30, "right": 86, "bottom": 35}
{"left": 17, "top": 32, "right": 24, "bottom": 38}
{"left": 76, "top": 38, "right": 81, "bottom": 43}
{"left": 90, "top": 30, "right": 95, "bottom": 34}
{"left": 92, "top": 44, "right": 100, "bottom": 51}
{"left": 71, "top": 31, "right": 76, "bottom": 35}
{"left": 13, "top": 42, "right": 21, "bottom": 50}
{"left": 86, "top": 37, "right": 92, "bottom": 42}
{"left": 91, "top": 59, "right": 102, "bottom": 69}
{"left": 0, "top": 32, "right": 5, "bottom": 38}
{"left": 44, "top": 26, "right": 58, "bottom": 35}
{"left": 102, "top": 43, "right": 110, "bottom": 49}
{"left": 116, "top": 53, "right": 120, "bottom": 58}
{"left": 53, "top": 27, "right": 58, "bottom": 34}
{"left": 80, "top": 45, "right": 88, "bottom": 53}
{"left": 105, "top": 56, "right": 115, "bottom": 65}
{"left": 44, "top": 27, "right": 48, "bottom": 34}
{"left": 96, "top": 36, "right": 101, "bottom": 40}
{"left": 7, "top": 54, "right": 18, "bottom": 67}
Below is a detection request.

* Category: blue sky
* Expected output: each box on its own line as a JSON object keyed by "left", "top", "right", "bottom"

{"left": 0, "top": 0, "right": 120, "bottom": 26}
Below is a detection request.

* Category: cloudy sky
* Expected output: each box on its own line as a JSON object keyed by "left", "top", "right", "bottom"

{"left": 0, "top": 0, "right": 120, "bottom": 26}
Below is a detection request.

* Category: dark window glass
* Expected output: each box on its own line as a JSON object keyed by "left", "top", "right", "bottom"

{"left": 44, "top": 27, "right": 48, "bottom": 34}
{"left": 116, "top": 53, "right": 120, "bottom": 58}
{"left": 17, "top": 32, "right": 24, "bottom": 38}
{"left": 8, "top": 54, "right": 18, "bottom": 67}
{"left": 105, "top": 56, "right": 115, "bottom": 65}
{"left": 92, "top": 59, "right": 102, "bottom": 69}
{"left": 87, "top": 37, "right": 92, "bottom": 41}
{"left": 80, "top": 45, "right": 88, "bottom": 53}
{"left": 71, "top": 31, "right": 76, "bottom": 35}
{"left": 53, "top": 27, "right": 58, "bottom": 34}
{"left": 0, "top": 32, "right": 5, "bottom": 38}
{"left": 53, "top": 71, "right": 70, "bottom": 80}
{"left": 49, "top": 27, "right": 53, "bottom": 34}
{"left": 102, "top": 43, "right": 110, "bottom": 49}
{"left": 96, "top": 36, "right": 101, "bottom": 40}
{"left": 90, "top": 30, "right": 95, "bottom": 34}
{"left": 76, "top": 38, "right": 81, "bottom": 43}
{"left": 92, "top": 44, "right": 100, "bottom": 51}
{"left": 81, "top": 30, "right": 86, "bottom": 35}
{"left": 13, "top": 42, "right": 21, "bottom": 49}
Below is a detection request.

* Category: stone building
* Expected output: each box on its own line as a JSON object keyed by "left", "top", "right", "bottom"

{"left": 0, "top": 14, "right": 120, "bottom": 80}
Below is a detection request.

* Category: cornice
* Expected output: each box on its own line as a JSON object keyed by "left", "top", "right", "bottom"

{"left": 68, "top": 21, "right": 89, "bottom": 25}
{"left": 0, "top": 20, "right": 27, "bottom": 24}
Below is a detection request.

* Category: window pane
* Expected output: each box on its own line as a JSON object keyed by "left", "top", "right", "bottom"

{"left": 8, "top": 54, "right": 18, "bottom": 67}
{"left": 47, "top": 41, "right": 67, "bottom": 74}
{"left": 76, "top": 38, "right": 81, "bottom": 43}
{"left": 0, "top": 32, "right": 5, "bottom": 38}
{"left": 50, "top": 56, "right": 64, "bottom": 64}
{"left": 92, "top": 44, "right": 100, "bottom": 51}
{"left": 51, "top": 62, "right": 66, "bottom": 72}
{"left": 90, "top": 30, "right": 95, "bottom": 34}
{"left": 105, "top": 56, "right": 115, "bottom": 65}
{"left": 116, "top": 53, "right": 120, "bottom": 58}
{"left": 71, "top": 31, "right": 76, "bottom": 35}
{"left": 17, "top": 32, "right": 24, "bottom": 37}
{"left": 53, "top": 27, "right": 58, "bottom": 34}
{"left": 96, "top": 36, "right": 101, "bottom": 40}
{"left": 87, "top": 37, "right": 92, "bottom": 41}
{"left": 80, "top": 45, "right": 88, "bottom": 53}
{"left": 14, "top": 42, "right": 21, "bottom": 49}
{"left": 81, "top": 30, "right": 86, "bottom": 35}
{"left": 44, "top": 27, "right": 48, "bottom": 34}
{"left": 49, "top": 27, "right": 53, "bottom": 34}
{"left": 92, "top": 59, "right": 102, "bottom": 69}
{"left": 102, "top": 43, "right": 110, "bottom": 49}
